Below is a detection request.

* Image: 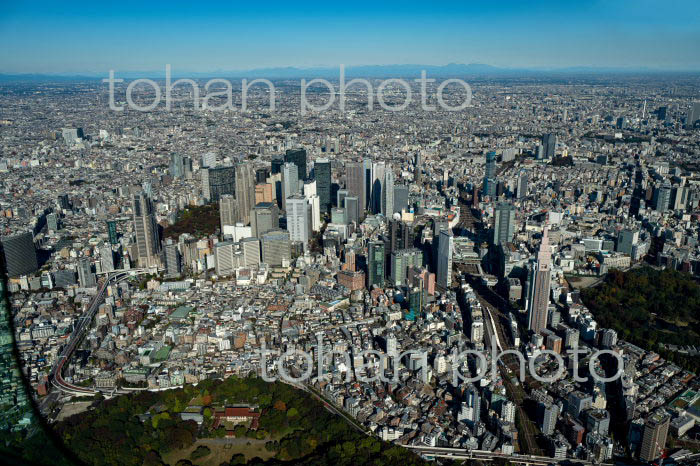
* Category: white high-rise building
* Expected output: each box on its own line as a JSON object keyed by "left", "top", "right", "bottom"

{"left": 282, "top": 162, "right": 299, "bottom": 211}
{"left": 241, "top": 237, "right": 261, "bottom": 268}
{"left": 307, "top": 195, "right": 321, "bottom": 232}
{"left": 286, "top": 194, "right": 311, "bottom": 248}
{"left": 214, "top": 241, "right": 237, "bottom": 276}
{"left": 382, "top": 168, "right": 394, "bottom": 217}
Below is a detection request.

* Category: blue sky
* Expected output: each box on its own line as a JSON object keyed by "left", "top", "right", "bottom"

{"left": 1, "top": 0, "right": 699, "bottom": 73}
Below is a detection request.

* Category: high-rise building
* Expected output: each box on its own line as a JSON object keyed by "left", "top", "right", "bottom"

{"left": 463, "top": 385, "right": 481, "bottom": 425}
{"left": 131, "top": 193, "right": 161, "bottom": 268}
{"left": 46, "top": 213, "right": 59, "bottom": 232}
{"left": 367, "top": 241, "right": 385, "bottom": 288}
{"left": 540, "top": 403, "right": 559, "bottom": 435}
{"left": 331, "top": 208, "right": 347, "bottom": 225}
{"left": 382, "top": 168, "right": 394, "bottom": 217}
{"left": 371, "top": 162, "right": 386, "bottom": 214}
{"left": 241, "top": 237, "right": 261, "bottom": 268}
{"left": 255, "top": 183, "right": 274, "bottom": 204}
{"left": 169, "top": 153, "right": 192, "bottom": 178}
{"left": 250, "top": 202, "right": 279, "bottom": 238}
{"left": 617, "top": 229, "right": 639, "bottom": 255}
{"left": 390, "top": 248, "right": 423, "bottom": 286}
{"left": 542, "top": 133, "right": 557, "bottom": 159}
{"left": 77, "top": 258, "right": 96, "bottom": 288}
{"left": 100, "top": 245, "right": 115, "bottom": 273}
{"left": 337, "top": 189, "right": 348, "bottom": 209}
{"left": 687, "top": 101, "right": 700, "bottom": 128}
{"left": 203, "top": 165, "right": 236, "bottom": 202}
{"left": 493, "top": 202, "right": 516, "bottom": 246}
{"left": 527, "top": 228, "right": 552, "bottom": 334}
{"left": 306, "top": 195, "right": 321, "bottom": 232}
{"left": 437, "top": 229, "right": 453, "bottom": 291}
{"left": 271, "top": 156, "right": 284, "bottom": 175}
{"left": 346, "top": 161, "right": 366, "bottom": 219}
{"left": 517, "top": 169, "right": 528, "bottom": 199}
{"left": 483, "top": 151, "right": 497, "bottom": 199}
{"left": 0, "top": 232, "right": 38, "bottom": 278}
{"left": 281, "top": 162, "right": 299, "bottom": 211}
{"left": 284, "top": 148, "right": 307, "bottom": 181}
{"left": 219, "top": 194, "right": 240, "bottom": 230}
{"left": 653, "top": 182, "right": 672, "bottom": 213}
{"left": 261, "top": 230, "right": 291, "bottom": 266}
{"left": 286, "top": 194, "right": 311, "bottom": 248}
{"left": 214, "top": 241, "right": 237, "bottom": 276}
{"left": 314, "top": 158, "right": 332, "bottom": 213}
{"left": 163, "top": 242, "right": 181, "bottom": 277}
{"left": 201, "top": 151, "right": 217, "bottom": 168}
{"left": 345, "top": 196, "right": 359, "bottom": 225}
{"left": 235, "top": 163, "right": 256, "bottom": 224}
{"left": 639, "top": 411, "right": 670, "bottom": 462}
{"left": 393, "top": 185, "right": 409, "bottom": 214}
{"left": 107, "top": 220, "right": 119, "bottom": 245}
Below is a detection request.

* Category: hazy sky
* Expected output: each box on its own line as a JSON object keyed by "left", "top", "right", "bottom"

{"left": 1, "top": 0, "right": 699, "bottom": 73}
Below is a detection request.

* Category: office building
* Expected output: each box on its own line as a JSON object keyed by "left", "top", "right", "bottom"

{"left": 315, "top": 158, "right": 332, "bottom": 213}
{"left": 250, "top": 202, "right": 279, "bottom": 238}
{"left": 586, "top": 409, "right": 611, "bottom": 437}
{"left": 617, "top": 229, "right": 639, "bottom": 255}
{"left": 527, "top": 228, "right": 552, "bottom": 334}
{"left": 77, "top": 258, "right": 96, "bottom": 288}
{"left": 255, "top": 183, "right": 274, "bottom": 204}
{"left": 241, "top": 237, "right": 261, "bottom": 268}
{"left": 219, "top": 194, "right": 240, "bottom": 230}
{"left": 107, "top": 220, "right": 119, "bottom": 245}
{"left": 281, "top": 162, "right": 299, "bottom": 211}
{"left": 390, "top": 248, "right": 423, "bottom": 287}
{"left": 346, "top": 161, "right": 366, "bottom": 219}
{"left": 100, "top": 245, "right": 115, "bottom": 273}
{"left": 235, "top": 163, "right": 256, "bottom": 224}
{"left": 47, "top": 213, "right": 59, "bottom": 232}
{"left": 382, "top": 168, "right": 394, "bottom": 217}
{"left": 284, "top": 148, "right": 307, "bottom": 180}
{"left": 132, "top": 193, "right": 161, "bottom": 268}
{"left": 371, "top": 162, "right": 386, "bottom": 214}
{"left": 492, "top": 202, "right": 516, "bottom": 246}
{"left": 169, "top": 153, "right": 192, "bottom": 178}
{"left": 687, "top": 101, "right": 700, "bottom": 128}
{"left": 483, "top": 151, "right": 497, "bottom": 198}
{"left": 542, "top": 133, "right": 556, "bottom": 159}
{"left": 286, "top": 194, "right": 311, "bottom": 248}
{"left": 437, "top": 229, "right": 453, "bottom": 291}
{"left": 261, "top": 230, "right": 291, "bottom": 266}
{"left": 0, "top": 232, "right": 38, "bottom": 278}
{"left": 517, "top": 169, "right": 528, "bottom": 199}
{"left": 203, "top": 165, "right": 236, "bottom": 202}
{"left": 367, "top": 241, "right": 385, "bottom": 288}
{"left": 163, "top": 242, "right": 181, "bottom": 277}
{"left": 214, "top": 241, "right": 237, "bottom": 276}
{"left": 345, "top": 196, "right": 359, "bottom": 225}
{"left": 393, "top": 184, "right": 408, "bottom": 214}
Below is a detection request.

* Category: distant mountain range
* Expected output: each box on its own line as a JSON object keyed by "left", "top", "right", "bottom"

{"left": 1, "top": 63, "right": 698, "bottom": 81}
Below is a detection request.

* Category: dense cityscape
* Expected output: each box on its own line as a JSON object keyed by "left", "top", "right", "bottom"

{"left": 0, "top": 72, "right": 699, "bottom": 466}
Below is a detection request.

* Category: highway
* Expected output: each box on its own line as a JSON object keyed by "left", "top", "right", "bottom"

{"left": 405, "top": 445, "right": 604, "bottom": 465}
{"left": 47, "top": 270, "right": 146, "bottom": 396}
